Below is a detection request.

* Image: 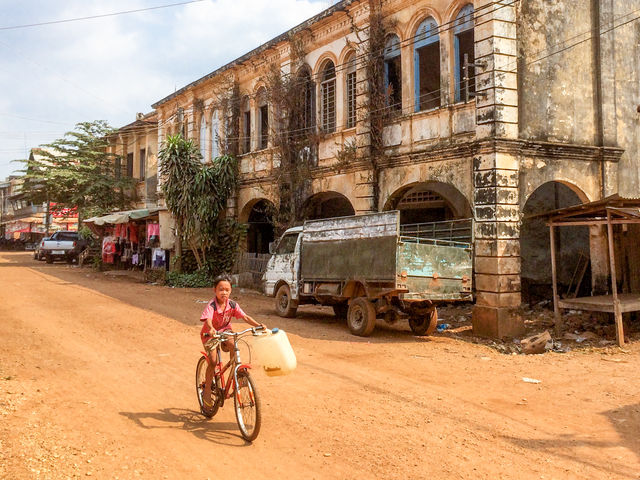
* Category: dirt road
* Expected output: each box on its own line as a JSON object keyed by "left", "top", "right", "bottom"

{"left": 1, "top": 252, "right": 639, "bottom": 480}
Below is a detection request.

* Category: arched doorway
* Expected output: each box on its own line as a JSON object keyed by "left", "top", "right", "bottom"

{"left": 245, "top": 199, "right": 275, "bottom": 254}
{"left": 302, "top": 192, "right": 355, "bottom": 221}
{"left": 521, "top": 182, "right": 589, "bottom": 303}
{"left": 384, "top": 182, "right": 472, "bottom": 224}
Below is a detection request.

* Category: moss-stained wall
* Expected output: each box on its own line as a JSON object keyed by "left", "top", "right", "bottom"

{"left": 517, "top": 0, "right": 596, "bottom": 145}
{"left": 518, "top": 0, "right": 640, "bottom": 196}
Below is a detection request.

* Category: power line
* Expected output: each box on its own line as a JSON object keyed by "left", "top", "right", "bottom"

{"left": 0, "top": 0, "right": 207, "bottom": 31}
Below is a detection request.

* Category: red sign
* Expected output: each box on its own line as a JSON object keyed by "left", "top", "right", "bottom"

{"left": 49, "top": 203, "right": 78, "bottom": 218}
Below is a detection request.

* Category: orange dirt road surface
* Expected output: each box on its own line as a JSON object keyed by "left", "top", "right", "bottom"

{"left": 1, "top": 252, "right": 639, "bottom": 480}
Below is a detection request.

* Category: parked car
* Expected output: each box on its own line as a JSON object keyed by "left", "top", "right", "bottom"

{"left": 33, "top": 236, "right": 51, "bottom": 261}
{"left": 41, "top": 231, "right": 86, "bottom": 264}
{"left": 263, "top": 211, "right": 473, "bottom": 337}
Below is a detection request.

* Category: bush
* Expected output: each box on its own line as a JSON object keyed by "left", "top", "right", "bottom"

{"left": 165, "top": 269, "right": 212, "bottom": 288}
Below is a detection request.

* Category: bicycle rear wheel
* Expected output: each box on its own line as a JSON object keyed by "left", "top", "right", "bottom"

{"left": 196, "top": 356, "right": 220, "bottom": 418}
{"left": 234, "top": 370, "right": 261, "bottom": 441}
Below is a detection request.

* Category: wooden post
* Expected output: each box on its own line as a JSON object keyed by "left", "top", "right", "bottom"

{"left": 549, "top": 223, "right": 562, "bottom": 335}
{"left": 606, "top": 209, "right": 624, "bottom": 347}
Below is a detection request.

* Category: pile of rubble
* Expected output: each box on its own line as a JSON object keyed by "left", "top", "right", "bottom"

{"left": 434, "top": 302, "right": 639, "bottom": 355}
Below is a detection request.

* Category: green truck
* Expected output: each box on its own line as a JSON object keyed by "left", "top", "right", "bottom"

{"left": 263, "top": 211, "right": 473, "bottom": 336}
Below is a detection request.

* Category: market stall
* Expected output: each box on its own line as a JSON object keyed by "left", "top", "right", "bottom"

{"left": 545, "top": 196, "right": 640, "bottom": 347}
{"left": 84, "top": 208, "right": 167, "bottom": 271}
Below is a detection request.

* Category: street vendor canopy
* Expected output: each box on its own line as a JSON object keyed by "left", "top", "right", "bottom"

{"left": 83, "top": 208, "right": 163, "bottom": 226}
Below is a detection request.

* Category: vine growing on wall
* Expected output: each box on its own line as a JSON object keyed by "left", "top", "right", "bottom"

{"left": 266, "top": 33, "right": 321, "bottom": 234}
{"left": 348, "top": 0, "right": 393, "bottom": 211}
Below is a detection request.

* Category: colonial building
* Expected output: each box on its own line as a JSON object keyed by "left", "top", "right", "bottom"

{"left": 106, "top": 112, "right": 160, "bottom": 209}
{"left": 151, "top": 0, "right": 640, "bottom": 337}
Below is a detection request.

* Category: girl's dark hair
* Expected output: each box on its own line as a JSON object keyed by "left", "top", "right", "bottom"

{"left": 213, "top": 273, "right": 232, "bottom": 288}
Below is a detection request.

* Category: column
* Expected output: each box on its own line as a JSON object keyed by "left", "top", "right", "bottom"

{"left": 472, "top": 0, "right": 524, "bottom": 337}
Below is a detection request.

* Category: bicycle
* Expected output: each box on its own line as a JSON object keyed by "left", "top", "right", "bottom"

{"left": 196, "top": 326, "right": 266, "bottom": 442}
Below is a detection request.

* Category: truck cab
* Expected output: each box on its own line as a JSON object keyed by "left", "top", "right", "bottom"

{"left": 263, "top": 226, "right": 302, "bottom": 316}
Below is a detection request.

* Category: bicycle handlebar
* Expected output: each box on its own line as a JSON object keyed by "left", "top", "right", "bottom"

{"left": 203, "top": 325, "right": 269, "bottom": 341}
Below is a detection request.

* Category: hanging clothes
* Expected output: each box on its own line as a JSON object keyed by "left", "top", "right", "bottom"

{"left": 152, "top": 248, "right": 166, "bottom": 268}
{"left": 147, "top": 223, "right": 160, "bottom": 239}
{"left": 102, "top": 236, "right": 115, "bottom": 264}
{"left": 129, "top": 223, "right": 138, "bottom": 244}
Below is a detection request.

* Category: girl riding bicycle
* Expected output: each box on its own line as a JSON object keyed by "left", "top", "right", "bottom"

{"left": 200, "top": 273, "right": 266, "bottom": 413}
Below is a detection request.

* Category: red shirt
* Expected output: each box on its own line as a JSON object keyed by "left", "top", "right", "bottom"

{"left": 199, "top": 299, "right": 246, "bottom": 345}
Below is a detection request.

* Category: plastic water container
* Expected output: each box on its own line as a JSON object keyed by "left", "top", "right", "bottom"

{"left": 252, "top": 328, "right": 297, "bottom": 377}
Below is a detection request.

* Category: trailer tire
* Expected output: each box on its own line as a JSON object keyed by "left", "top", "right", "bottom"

{"left": 347, "top": 297, "right": 376, "bottom": 336}
{"left": 332, "top": 304, "right": 348, "bottom": 319}
{"left": 275, "top": 284, "right": 298, "bottom": 318}
{"left": 409, "top": 307, "right": 438, "bottom": 336}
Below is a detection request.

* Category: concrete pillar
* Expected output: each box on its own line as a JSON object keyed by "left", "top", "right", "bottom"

{"left": 471, "top": 0, "right": 524, "bottom": 337}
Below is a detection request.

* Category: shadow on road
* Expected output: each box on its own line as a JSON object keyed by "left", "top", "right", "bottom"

{"left": 119, "top": 408, "right": 252, "bottom": 446}
{"left": 496, "top": 403, "right": 640, "bottom": 479}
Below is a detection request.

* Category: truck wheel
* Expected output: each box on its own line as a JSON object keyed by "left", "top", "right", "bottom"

{"left": 409, "top": 308, "right": 438, "bottom": 336}
{"left": 45, "top": 255, "right": 53, "bottom": 264}
{"left": 275, "top": 284, "right": 298, "bottom": 318}
{"left": 332, "top": 304, "right": 348, "bottom": 319}
{"left": 347, "top": 297, "right": 376, "bottom": 336}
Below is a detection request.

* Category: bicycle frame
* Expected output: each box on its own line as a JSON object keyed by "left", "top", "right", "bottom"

{"left": 201, "top": 329, "right": 256, "bottom": 405}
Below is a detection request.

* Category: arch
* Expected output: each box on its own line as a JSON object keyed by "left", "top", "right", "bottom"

{"left": 383, "top": 181, "right": 472, "bottom": 224}
{"left": 413, "top": 16, "right": 441, "bottom": 111}
{"left": 240, "top": 198, "right": 276, "bottom": 254}
{"left": 521, "top": 177, "right": 591, "bottom": 209}
{"left": 312, "top": 52, "right": 339, "bottom": 78}
{"left": 301, "top": 191, "right": 355, "bottom": 221}
{"left": 520, "top": 181, "right": 590, "bottom": 303}
{"left": 405, "top": 8, "right": 443, "bottom": 40}
{"left": 338, "top": 45, "right": 357, "bottom": 68}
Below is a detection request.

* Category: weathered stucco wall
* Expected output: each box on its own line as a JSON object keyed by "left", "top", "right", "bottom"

{"left": 517, "top": 0, "right": 596, "bottom": 145}
{"left": 518, "top": 0, "right": 640, "bottom": 197}
{"left": 607, "top": 0, "right": 640, "bottom": 196}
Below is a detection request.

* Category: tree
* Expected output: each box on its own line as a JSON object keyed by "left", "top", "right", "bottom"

{"left": 21, "top": 120, "right": 135, "bottom": 222}
{"left": 158, "top": 134, "right": 240, "bottom": 273}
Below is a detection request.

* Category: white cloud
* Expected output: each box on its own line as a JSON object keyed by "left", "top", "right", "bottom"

{"left": 0, "top": 0, "right": 329, "bottom": 179}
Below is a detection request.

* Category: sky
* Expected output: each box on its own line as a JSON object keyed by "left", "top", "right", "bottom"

{"left": 0, "top": 0, "right": 336, "bottom": 180}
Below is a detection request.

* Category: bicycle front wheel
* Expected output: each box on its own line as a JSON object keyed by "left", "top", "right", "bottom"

{"left": 196, "top": 356, "right": 220, "bottom": 418}
{"left": 234, "top": 370, "right": 261, "bottom": 441}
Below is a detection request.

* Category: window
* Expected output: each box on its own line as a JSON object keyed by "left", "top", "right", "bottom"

{"left": 345, "top": 53, "right": 357, "bottom": 128}
{"left": 384, "top": 35, "right": 402, "bottom": 111}
{"left": 115, "top": 156, "right": 121, "bottom": 179}
{"left": 276, "top": 233, "right": 299, "bottom": 254}
{"left": 139, "top": 148, "right": 146, "bottom": 180}
{"left": 211, "top": 110, "right": 220, "bottom": 159}
{"left": 242, "top": 96, "right": 251, "bottom": 153}
{"left": 126, "top": 153, "right": 134, "bottom": 177}
{"left": 298, "top": 67, "right": 316, "bottom": 132}
{"left": 320, "top": 61, "right": 336, "bottom": 133}
{"left": 257, "top": 88, "right": 269, "bottom": 150}
{"left": 454, "top": 5, "right": 475, "bottom": 102}
{"left": 414, "top": 17, "right": 441, "bottom": 111}
{"left": 199, "top": 118, "right": 207, "bottom": 161}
